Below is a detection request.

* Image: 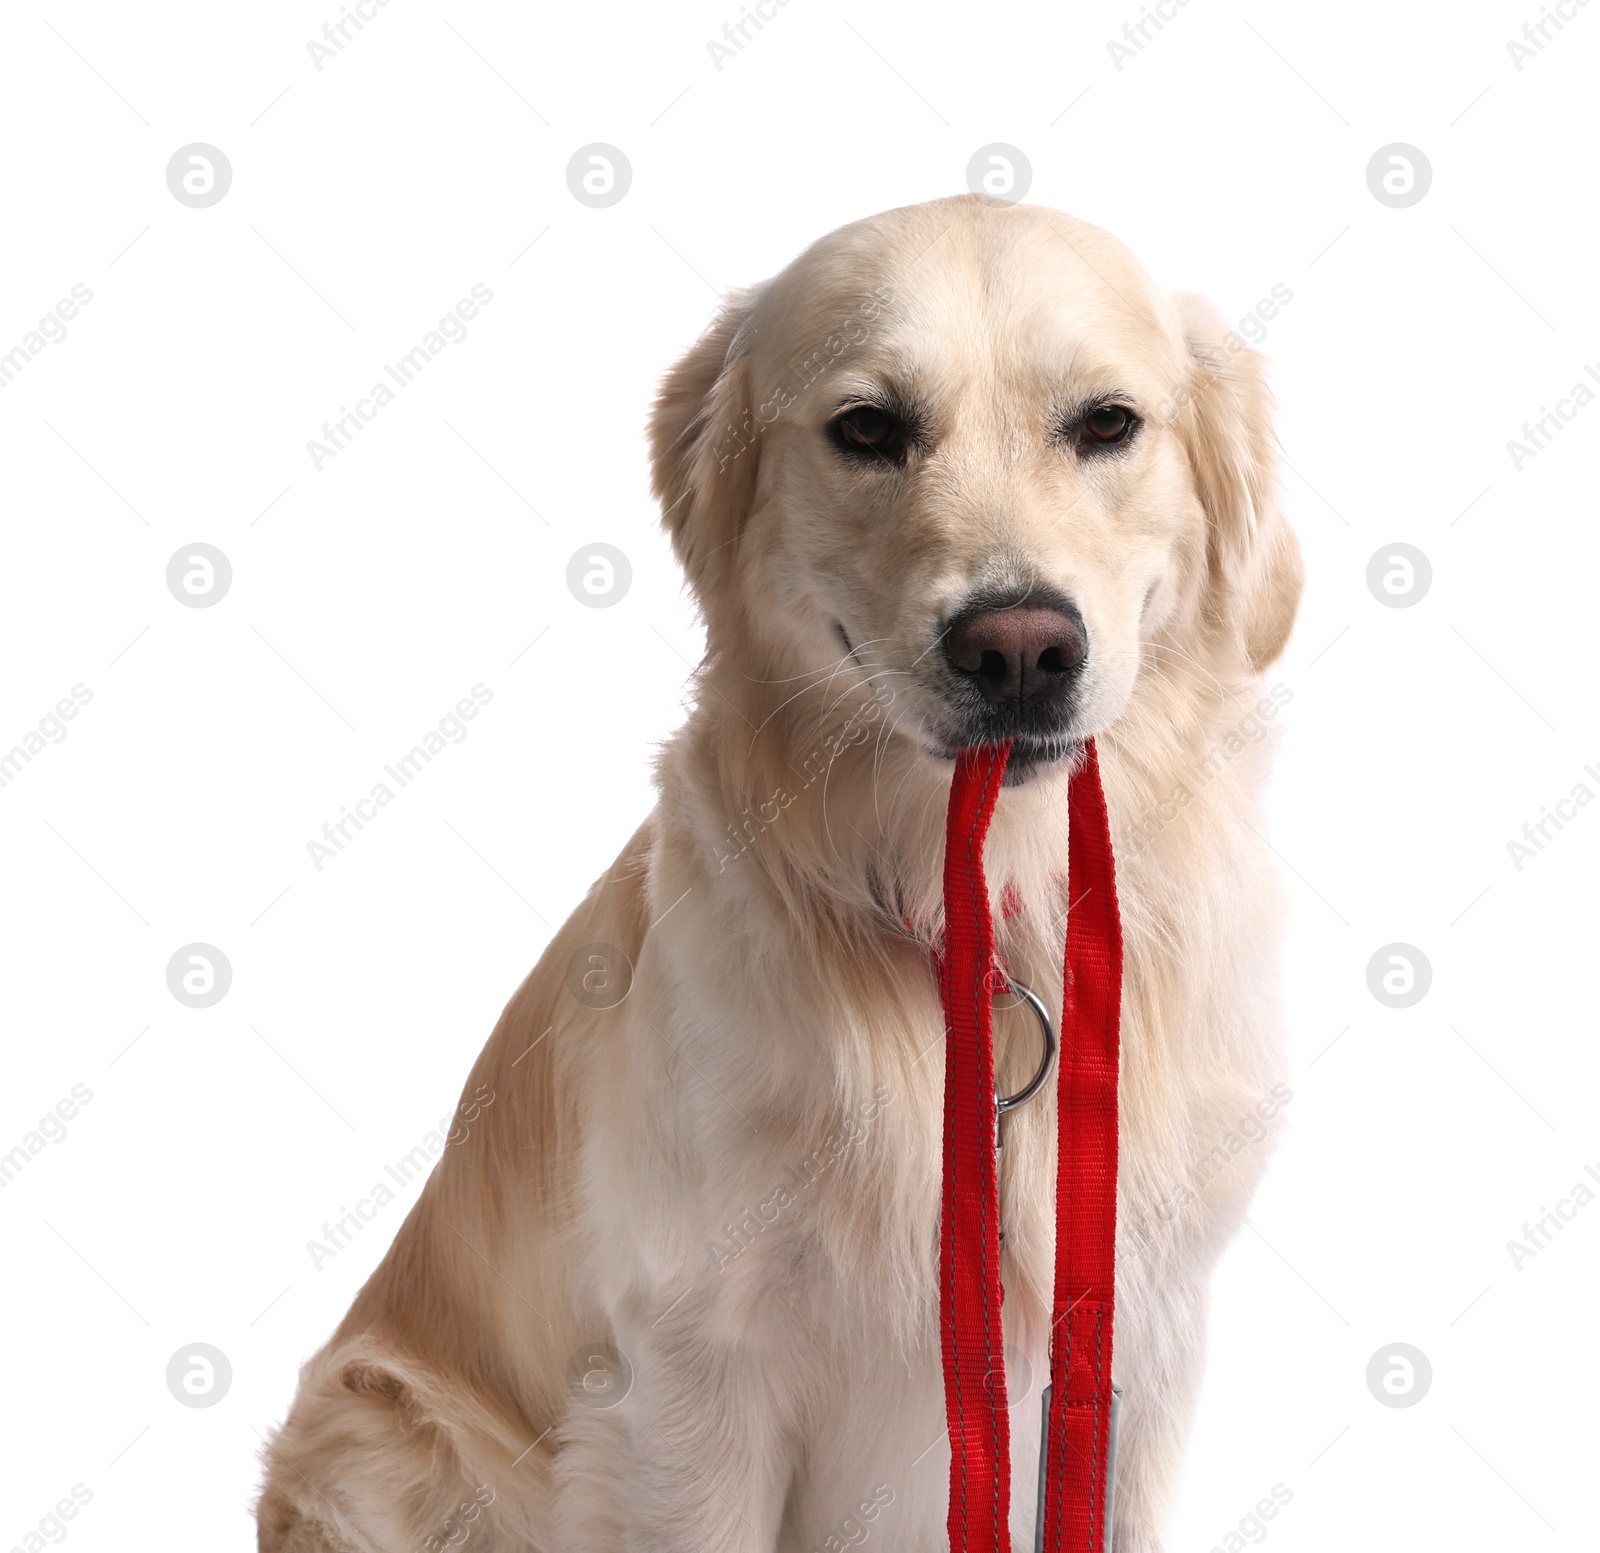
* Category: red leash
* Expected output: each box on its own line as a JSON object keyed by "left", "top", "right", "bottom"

{"left": 937, "top": 737, "right": 1124, "bottom": 1553}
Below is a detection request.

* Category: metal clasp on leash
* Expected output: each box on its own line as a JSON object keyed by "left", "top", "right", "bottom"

{"left": 995, "top": 974, "right": 1058, "bottom": 1119}
{"left": 994, "top": 974, "right": 1058, "bottom": 1251}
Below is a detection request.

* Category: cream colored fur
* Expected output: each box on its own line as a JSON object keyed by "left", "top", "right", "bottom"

{"left": 257, "top": 194, "right": 1303, "bottom": 1553}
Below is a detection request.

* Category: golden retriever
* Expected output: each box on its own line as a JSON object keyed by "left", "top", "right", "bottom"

{"left": 257, "top": 193, "right": 1302, "bottom": 1553}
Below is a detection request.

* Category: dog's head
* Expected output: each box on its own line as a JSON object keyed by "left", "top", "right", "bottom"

{"left": 651, "top": 195, "right": 1301, "bottom": 785}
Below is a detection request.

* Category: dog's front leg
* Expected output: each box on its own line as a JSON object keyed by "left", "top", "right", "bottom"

{"left": 612, "top": 1316, "right": 795, "bottom": 1553}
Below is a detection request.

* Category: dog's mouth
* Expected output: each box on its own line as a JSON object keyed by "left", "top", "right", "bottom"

{"left": 932, "top": 734, "right": 1082, "bottom": 787}
{"left": 999, "top": 736, "right": 1081, "bottom": 786}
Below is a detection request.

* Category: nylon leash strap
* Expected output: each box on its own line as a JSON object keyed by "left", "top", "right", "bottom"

{"left": 937, "top": 737, "right": 1124, "bottom": 1553}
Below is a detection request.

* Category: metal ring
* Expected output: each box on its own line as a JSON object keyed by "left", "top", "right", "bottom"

{"left": 995, "top": 975, "right": 1058, "bottom": 1117}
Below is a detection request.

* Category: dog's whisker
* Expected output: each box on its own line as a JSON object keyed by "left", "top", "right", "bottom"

{"left": 743, "top": 640, "right": 900, "bottom": 753}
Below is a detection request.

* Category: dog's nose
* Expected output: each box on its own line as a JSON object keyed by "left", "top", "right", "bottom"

{"left": 945, "top": 602, "right": 1087, "bottom": 710}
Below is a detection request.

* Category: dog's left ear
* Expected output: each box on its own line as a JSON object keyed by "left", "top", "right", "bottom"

{"left": 1171, "top": 293, "right": 1304, "bottom": 670}
{"left": 649, "top": 289, "right": 764, "bottom": 617}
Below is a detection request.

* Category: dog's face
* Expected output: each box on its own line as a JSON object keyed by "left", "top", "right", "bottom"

{"left": 653, "top": 196, "right": 1301, "bottom": 784}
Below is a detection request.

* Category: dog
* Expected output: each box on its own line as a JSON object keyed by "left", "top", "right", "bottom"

{"left": 257, "top": 193, "right": 1303, "bottom": 1553}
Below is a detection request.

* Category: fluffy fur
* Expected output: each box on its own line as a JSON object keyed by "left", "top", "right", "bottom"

{"left": 257, "top": 194, "right": 1303, "bottom": 1553}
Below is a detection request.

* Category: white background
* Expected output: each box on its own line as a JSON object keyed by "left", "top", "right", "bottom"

{"left": 2, "top": 1, "right": 1596, "bottom": 1549}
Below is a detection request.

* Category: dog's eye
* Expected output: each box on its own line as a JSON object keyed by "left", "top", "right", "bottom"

{"left": 830, "top": 405, "right": 907, "bottom": 463}
{"left": 1081, "top": 405, "right": 1135, "bottom": 447}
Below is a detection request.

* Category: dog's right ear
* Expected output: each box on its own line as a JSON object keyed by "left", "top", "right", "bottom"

{"left": 1171, "top": 292, "right": 1303, "bottom": 671}
{"left": 649, "top": 290, "right": 763, "bottom": 611}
